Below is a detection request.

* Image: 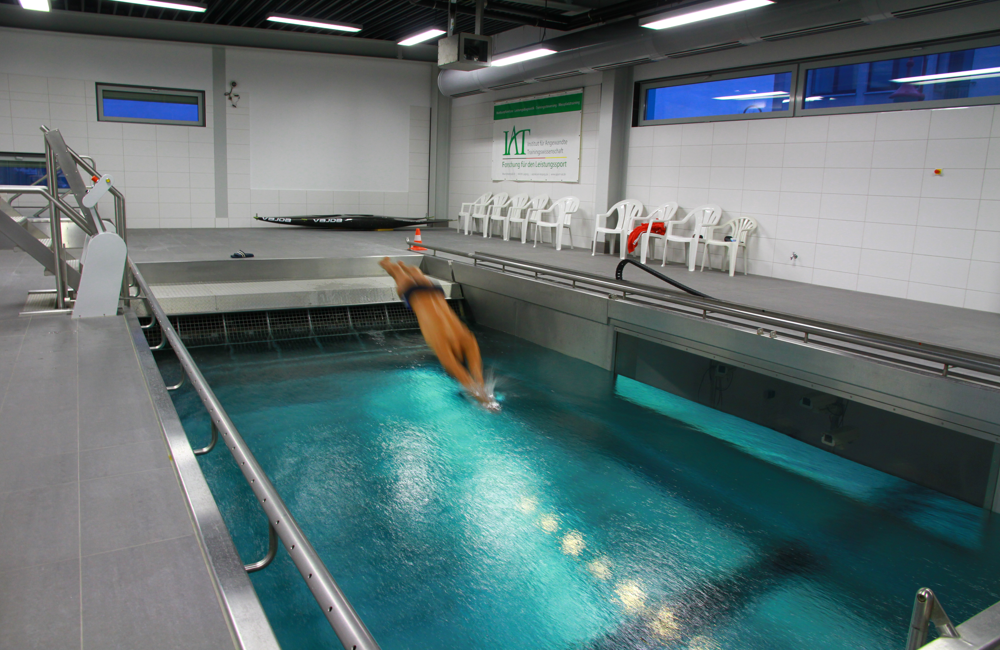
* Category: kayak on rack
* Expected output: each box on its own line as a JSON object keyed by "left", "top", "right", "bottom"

{"left": 253, "top": 214, "right": 448, "bottom": 231}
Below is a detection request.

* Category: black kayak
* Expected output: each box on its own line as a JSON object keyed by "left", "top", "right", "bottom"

{"left": 253, "top": 214, "right": 447, "bottom": 230}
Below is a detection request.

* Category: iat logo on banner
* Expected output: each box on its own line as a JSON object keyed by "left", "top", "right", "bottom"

{"left": 503, "top": 125, "right": 531, "bottom": 156}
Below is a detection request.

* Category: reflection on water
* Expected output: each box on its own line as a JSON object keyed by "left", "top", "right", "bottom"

{"left": 168, "top": 329, "right": 1000, "bottom": 650}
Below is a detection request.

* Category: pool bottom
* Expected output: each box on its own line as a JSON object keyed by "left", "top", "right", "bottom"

{"left": 166, "top": 328, "right": 1000, "bottom": 650}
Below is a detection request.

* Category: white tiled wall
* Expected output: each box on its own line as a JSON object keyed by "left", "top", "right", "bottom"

{"left": 245, "top": 105, "right": 430, "bottom": 227}
{"left": 0, "top": 71, "right": 217, "bottom": 229}
{"left": 625, "top": 105, "right": 1000, "bottom": 313}
{"left": 448, "top": 84, "right": 601, "bottom": 247}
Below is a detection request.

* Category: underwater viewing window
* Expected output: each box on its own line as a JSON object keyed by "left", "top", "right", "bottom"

{"left": 96, "top": 83, "right": 205, "bottom": 126}
{"left": 801, "top": 43, "right": 1000, "bottom": 113}
{"left": 640, "top": 69, "right": 794, "bottom": 125}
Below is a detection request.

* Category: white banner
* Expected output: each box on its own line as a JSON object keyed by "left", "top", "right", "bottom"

{"left": 492, "top": 89, "right": 583, "bottom": 182}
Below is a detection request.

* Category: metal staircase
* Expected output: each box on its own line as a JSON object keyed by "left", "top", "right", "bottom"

{"left": 0, "top": 126, "right": 128, "bottom": 314}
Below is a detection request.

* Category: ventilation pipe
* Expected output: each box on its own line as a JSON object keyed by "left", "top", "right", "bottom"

{"left": 437, "top": 0, "right": 996, "bottom": 96}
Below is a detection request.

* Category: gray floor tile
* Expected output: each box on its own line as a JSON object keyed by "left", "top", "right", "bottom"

{"left": 0, "top": 558, "right": 81, "bottom": 650}
{"left": 0, "top": 482, "right": 79, "bottom": 571}
{"left": 0, "top": 402, "right": 79, "bottom": 457}
{"left": 81, "top": 535, "right": 233, "bottom": 650}
{"left": 0, "top": 317, "right": 28, "bottom": 339}
{"left": 0, "top": 451, "right": 78, "bottom": 492}
{"left": 80, "top": 466, "right": 192, "bottom": 557}
{"left": 78, "top": 394, "right": 161, "bottom": 451}
{"left": 79, "top": 439, "right": 169, "bottom": 481}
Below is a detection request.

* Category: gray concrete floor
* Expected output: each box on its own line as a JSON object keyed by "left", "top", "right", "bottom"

{"left": 128, "top": 226, "right": 1000, "bottom": 358}
{"left": 0, "top": 250, "right": 233, "bottom": 650}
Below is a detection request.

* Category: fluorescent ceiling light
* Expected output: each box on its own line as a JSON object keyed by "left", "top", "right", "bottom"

{"left": 492, "top": 48, "right": 556, "bottom": 67}
{"left": 892, "top": 66, "right": 1000, "bottom": 85}
{"left": 19, "top": 0, "right": 50, "bottom": 11}
{"left": 804, "top": 96, "right": 825, "bottom": 102}
{"left": 399, "top": 29, "right": 446, "bottom": 46}
{"left": 266, "top": 14, "right": 362, "bottom": 32}
{"left": 714, "top": 90, "right": 788, "bottom": 100}
{"left": 640, "top": 0, "right": 772, "bottom": 30}
{"left": 106, "top": 0, "right": 206, "bottom": 11}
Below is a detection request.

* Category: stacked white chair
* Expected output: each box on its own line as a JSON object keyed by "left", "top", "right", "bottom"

{"left": 632, "top": 201, "right": 679, "bottom": 265}
{"left": 661, "top": 204, "right": 722, "bottom": 271}
{"left": 468, "top": 192, "right": 507, "bottom": 235}
{"left": 484, "top": 193, "right": 518, "bottom": 238}
{"left": 509, "top": 194, "right": 548, "bottom": 243}
{"left": 700, "top": 216, "right": 757, "bottom": 277}
{"left": 592, "top": 199, "right": 644, "bottom": 259}
{"left": 533, "top": 196, "right": 580, "bottom": 250}
{"left": 458, "top": 192, "right": 492, "bottom": 234}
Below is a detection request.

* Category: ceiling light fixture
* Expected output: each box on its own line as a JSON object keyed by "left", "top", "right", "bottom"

{"left": 399, "top": 28, "right": 446, "bottom": 46}
{"left": 18, "top": 0, "right": 50, "bottom": 11}
{"left": 266, "top": 14, "right": 362, "bottom": 32}
{"left": 106, "top": 0, "right": 206, "bottom": 12}
{"left": 492, "top": 48, "right": 557, "bottom": 67}
{"left": 714, "top": 90, "right": 789, "bottom": 100}
{"left": 640, "top": 0, "right": 772, "bottom": 30}
{"left": 892, "top": 66, "right": 1000, "bottom": 85}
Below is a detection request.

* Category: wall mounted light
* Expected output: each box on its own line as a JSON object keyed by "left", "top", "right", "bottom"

{"left": 492, "top": 48, "right": 557, "bottom": 67}
{"left": 640, "top": 0, "right": 772, "bottom": 30}
{"left": 399, "top": 29, "right": 446, "bottom": 46}
{"left": 18, "top": 0, "right": 50, "bottom": 11}
{"left": 105, "top": 0, "right": 207, "bottom": 11}
{"left": 266, "top": 14, "right": 362, "bottom": 32}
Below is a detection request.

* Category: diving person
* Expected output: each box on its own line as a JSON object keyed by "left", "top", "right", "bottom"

{"left": 379, "top": 257, "right": 497, "bottom": 410}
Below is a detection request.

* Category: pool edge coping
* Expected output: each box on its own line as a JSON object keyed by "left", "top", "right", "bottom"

{"left": 125, "top": 309, "right": 282, "bottom": 650}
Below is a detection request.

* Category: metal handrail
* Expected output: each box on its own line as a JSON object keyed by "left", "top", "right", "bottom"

{"left": 40, "top": 126, "right": 127, "bottom": 241}
{"left": 0, "top": 185, "right": 96, "bottom": 235}
{"left": 907, "top": 588, "right": 959, "bottom": 650}
{"left": 128, "top": 259, "right": 381, "bottom": 650}
{"left": 408, "top": 241, "right": 1000, "bottom": 381}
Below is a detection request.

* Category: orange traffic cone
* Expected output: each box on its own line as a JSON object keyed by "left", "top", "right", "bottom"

{"left": 411, "top": 228, "right": 427, "bottom": 251}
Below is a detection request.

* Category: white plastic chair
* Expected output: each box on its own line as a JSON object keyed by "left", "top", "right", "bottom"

{"left": 592, "top": 199, "right": 644, "bottom": 259}
{"left": 662, "top": 204, "right": 722, "bottom": 271}
{"left": 700, "top": 216, "right": 757, "bottom": 277}
{"left": 533, "top": 196, "right": 580, "bottom": 250}
{"left": 631, "top": 202, "right": 679, "bottom": 265}
{"left": 469, "top": 192, "right": 507, "bottom": 236}
{"left": 458, "top": 192, "right": 492, "bottom": 234}
{"left": 485, "top": 193, "right": 520, "bottom": 238}
{"left": 510, "top": 195, "right": 548, "bottom": 243}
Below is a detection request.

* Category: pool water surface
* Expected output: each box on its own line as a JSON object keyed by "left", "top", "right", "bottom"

{"left": 168, "top": 328, "right": 1000, "bottom": 650}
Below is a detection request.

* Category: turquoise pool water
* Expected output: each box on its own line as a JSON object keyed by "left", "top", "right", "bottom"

{"left": 168, "top": 328, "right": 1000, "bottom": 650}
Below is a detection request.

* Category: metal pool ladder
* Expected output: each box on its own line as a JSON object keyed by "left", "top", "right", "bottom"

{"left": 129, "top": 259, "right": 382, "bottom": 650}
{"left": 907, "top": 588, "right": 1000, "bottom": 650}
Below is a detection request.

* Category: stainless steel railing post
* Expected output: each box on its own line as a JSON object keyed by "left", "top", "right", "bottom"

{"left": 44, "top": 142, "right": 66, "bottom": 309}
{"left": 906, "top": 588, "right": 960, "bottom": 650}
{"left": 245, "top": 524, "right": 279, "bottom": 573}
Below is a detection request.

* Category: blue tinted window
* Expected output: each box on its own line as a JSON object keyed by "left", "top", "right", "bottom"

{"left": 0, "top": 157, "right": 69, "bottom": 189}
{"left": 803, "top": 44, "right": 1000, "bottom": 110}
{"left": 97, "top": 85, "right": 203, "bottom": 126}
{"left": 645, "top": 72, "right": 792, "bottom": 122}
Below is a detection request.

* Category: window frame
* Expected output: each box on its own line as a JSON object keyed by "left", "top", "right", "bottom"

{"left": 96, "top": 82, "right": 206, "bottom": 127}
{"left": 637, "top": 64, "right": 799, "bottom": 126}
{"left": 794, "top": 36, "right": 1000, "bottom": 117}
{"left": 635, "top": 35, "right": 1000, "bottom": 126}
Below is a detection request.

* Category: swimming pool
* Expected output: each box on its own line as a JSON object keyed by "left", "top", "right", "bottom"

{"left": 168, "top": 327, "right": 1000, "bottom": 650}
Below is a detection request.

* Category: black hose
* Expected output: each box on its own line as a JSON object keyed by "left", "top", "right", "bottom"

{"left": 615, "top": 259, "right": 713, "bottom": 300}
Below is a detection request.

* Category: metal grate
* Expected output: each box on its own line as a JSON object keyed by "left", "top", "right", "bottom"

{"left": 141, "top": 301, "right": 462, "bottom": 349}
{"left": 349, "top": 304, "right": 390, "bottom": 331}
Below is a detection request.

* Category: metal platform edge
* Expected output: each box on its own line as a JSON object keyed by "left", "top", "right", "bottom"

{"left": 125, "top": 310, "right": 281, "bottom": 650}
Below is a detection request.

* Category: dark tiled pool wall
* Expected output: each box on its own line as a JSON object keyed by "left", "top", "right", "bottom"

{"left": 615, "top": 332, "right": 995, "bottom": 508}
{"left": 141, "top": 300, "right": 467, "bottom": 348}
